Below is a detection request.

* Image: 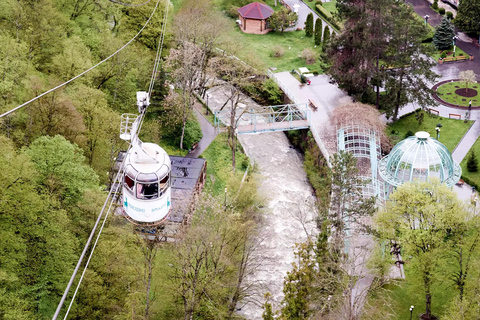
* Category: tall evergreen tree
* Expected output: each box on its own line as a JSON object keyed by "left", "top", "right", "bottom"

{"left": 467, "top": 151, "right": 478, "bottom": 172}
{"left": 455, "top": 0, "right": 480, "bottom": 34}
{"left": 433, "top": 17, "right": 455, "bottom": 50}
{"left": 380, "top": 3, "right": 438, "bottom": 120}
{"left": 322, "top": 26, "right": 330, "bottom": 52}
{"left": 305, "top": 12, "right": 314, "bottom": 37}
{"left": 314, "top": 18, "right": 322, "bottom": 45}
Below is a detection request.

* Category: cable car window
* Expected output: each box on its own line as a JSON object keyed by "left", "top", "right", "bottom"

{"left": 125, "top": 175, "right": 135, "bottom": 190}
{"left": 136, "top": 183, "right": 158, "bottom": 199}
{"left": 159, "top": 174, "right": 169, "bottom": 191}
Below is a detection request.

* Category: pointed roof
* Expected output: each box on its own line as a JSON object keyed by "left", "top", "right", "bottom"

{"left": 238, "top": 2, "right": 274, "bottom": 20}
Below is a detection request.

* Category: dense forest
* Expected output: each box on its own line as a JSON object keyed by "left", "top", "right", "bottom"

{"left": 0, "top": 0, "right": 174, "bottom": 318}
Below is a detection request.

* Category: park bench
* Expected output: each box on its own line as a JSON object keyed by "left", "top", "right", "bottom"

{"left": 308, "top": 99, "right": 318, "bottom": 111}
{"left": 440, "top": 55, "right": 469, "bottom": 63}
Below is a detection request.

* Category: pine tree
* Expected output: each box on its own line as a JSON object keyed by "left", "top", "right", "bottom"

{"left": 314, "top": 18, "right": 322, "bottom": 45}
{"left": 467, "top": 151, "right": 478, "bottom": 172}
{"left": 322, "top": 26, "right": 330, "bottom": 52}
{"left": 433, "top": 17, "right": 455, "bottom": 50}
{"left": 455, "top": 0, "right": 480, "bottom": 33}
{"left": 305, "top": 13, "right": 314, "bottom": 37}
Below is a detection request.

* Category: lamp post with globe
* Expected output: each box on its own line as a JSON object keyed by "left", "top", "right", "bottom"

{"left": 410, "top": 305, "right": 414, "bottom": 320}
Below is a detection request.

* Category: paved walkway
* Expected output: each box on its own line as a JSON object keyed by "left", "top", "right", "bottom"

{"left": 186, "top": 102, "right": 218, "bottom": 158}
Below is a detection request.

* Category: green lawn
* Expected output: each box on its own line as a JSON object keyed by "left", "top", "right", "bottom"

{"left": 387, "top": 110, "right": 473, "bottom": 152}
{"left": 321, "top": 0, "right": 338, "bottom": 14}
{"left": 223, "top": 22, "right": 324, "bottom": 72}
{"left": 304, "top": 0, "right": 337, "bottom": 14}
{"left": 366, "top": 266, "right": 454, "bottom": 319}
{"left": 461, "top": 137, "right": 480, "bottom": 189}
{"left": 436, "top": 81, "right": 480, "bottom": 107}
{"left": 431, "top": 46, "right": 470, "bottom": 61}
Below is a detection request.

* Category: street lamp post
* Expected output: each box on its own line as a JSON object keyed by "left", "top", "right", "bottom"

{"left": 410, "top": 305, "right": 414, "bottom": 320}
{"left": 435, "top": 123, "right": 443, "bottom": 140}
{"left": 206, "top": 93, "right": 210, "bottom": 115}
{"left": 224, "top": 187, "right": 227, "bottom": 211}
{"left": 453, "top": 36, "right": 458, "bottom": 57}
{"left": 424, "top": 14, "right": 429, "bottom": 25}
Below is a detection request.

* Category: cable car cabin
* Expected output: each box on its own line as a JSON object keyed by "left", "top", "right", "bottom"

{"left": 122, "top": 142, "right": 172, "bottom": 225}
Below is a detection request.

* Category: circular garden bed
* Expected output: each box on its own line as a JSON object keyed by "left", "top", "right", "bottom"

{"left": 432, "top": 79, "right": 480, "bottom": 108}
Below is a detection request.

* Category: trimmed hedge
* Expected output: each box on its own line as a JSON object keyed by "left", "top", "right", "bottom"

{"left": 315, "top": 5, "right": 342, "bottom": 30}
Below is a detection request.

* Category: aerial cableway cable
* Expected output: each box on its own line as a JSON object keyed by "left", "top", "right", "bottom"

{"left": 0, "top": 0, "right": 162, "bottom": 119}
{"left": 148, "top": 0, "right": 169, "bottom": 97}
{"left": 51, "top": 0, "right": 164, "bottom": 318}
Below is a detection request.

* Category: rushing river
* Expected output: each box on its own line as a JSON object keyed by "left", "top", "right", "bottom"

{"left": 238, "top": 132, "right": 318, "bottom": 319}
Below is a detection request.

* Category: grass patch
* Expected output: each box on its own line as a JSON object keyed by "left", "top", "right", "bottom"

{"left": 304, "top": 0, "right": 338, "bottom": 15}
{"left": 387, "top": 110, "right": 473, "bottom": 152}
{"left": 461, "top": 137, "right": 480, "bottom": 188}
{"left": 431, "top": 46, "right": 470, "bottom": 61}
{"left": 366, "top": 266, "right": 454, "bottom": 319}
{"left": 436, "top": 81, "right": 480, "bottom": 107}
{"left": 200, "top": 133, "right": 249, "bottom": 196}
{"left": 223, "top": 24, "right": 324, "bottom": 72}
{"left": 321, "top": 0, "right": 338, "bottom": 14}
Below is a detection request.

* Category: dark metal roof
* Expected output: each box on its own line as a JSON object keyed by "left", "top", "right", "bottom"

{"left": 238, "top": 2, "right": 274, "bottom": 20}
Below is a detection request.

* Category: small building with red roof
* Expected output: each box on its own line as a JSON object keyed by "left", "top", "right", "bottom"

{"left": 237, "top": 2, "right": 274, "bottom": 34}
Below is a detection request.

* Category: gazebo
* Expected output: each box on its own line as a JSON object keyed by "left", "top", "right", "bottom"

{"left": 378, "top": 131, "right": 461, "bottom": 197}
{"left": 237, "top": 2, "right": 274, "bottom": 34}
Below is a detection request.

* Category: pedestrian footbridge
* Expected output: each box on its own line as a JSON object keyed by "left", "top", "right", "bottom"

{"left": 214, "top": 103, "right": 310, "bottom": 134}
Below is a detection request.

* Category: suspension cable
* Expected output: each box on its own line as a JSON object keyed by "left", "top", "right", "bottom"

{"left": 148, "top": 0, "right": 169, "bottom": 97}
{"left": 51, "top": 0, "right": 162, "bottom": 317}
{"left": 1, "top": 0, "right": 162, "bottom": 119}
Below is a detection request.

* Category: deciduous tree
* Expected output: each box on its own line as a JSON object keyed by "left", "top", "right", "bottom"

{"left": 376, "top": 180, "right": 468, "bottom": 319}
{"left": 455, "top": 0, "right": 480, "bottom": 34}
{"left": 269, "top": 8, "right": 298, "bottom": 33}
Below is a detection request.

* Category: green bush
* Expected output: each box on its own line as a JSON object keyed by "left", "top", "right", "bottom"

{"left": 404, "top": 130, "right": 415, "bottom": 139}
{"left": 315, "top": 0, "right": 322, "bottom": 5}
{"left": 226, "top": 5, "right": 240, "bottom": 18}
{"left": 315, "top": 5, "right": 341, "bottom": 30}
{"left": 305, "top": 13, "right": 314, "bottom": 37}
{"left": 446, "top": 11, "right": 453, "bottom": 19}
{"left": 261, "top": 78, "right": 283, "bottom": 105}
{"left": 183, "top": 118, "right": 203, "bottom": 150}
{"left": 441, "top": 51, "right": 447, "bottom": 59}
{"left": 432, "top": 0, "right": 438, "bottom": 9}
{"left": 439, "top": 7, "right": 445, "bottom": 15}
{"left": 467, "top": 151, "right": 479, "bottom": 172}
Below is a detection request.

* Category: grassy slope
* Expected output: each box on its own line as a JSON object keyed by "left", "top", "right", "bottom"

{"left": 367, "top": 267, "right": 453, "bottom": 319}
{"left": 387, "top": 111, "right": 473, "bottom": 152}
{"left": 200, "top": 133, "right": 249, "bottom": 195}
{"left": 223, "top": 25, "right": 324, "bottom": 72}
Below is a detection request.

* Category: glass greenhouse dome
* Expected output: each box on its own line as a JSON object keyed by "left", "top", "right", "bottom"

{"left": 378, "top": 131, "right": 461, "bottom": 193}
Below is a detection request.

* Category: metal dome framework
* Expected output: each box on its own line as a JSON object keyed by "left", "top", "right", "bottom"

{"left": 378, "top": 132, "right": 461, "bottom": 192}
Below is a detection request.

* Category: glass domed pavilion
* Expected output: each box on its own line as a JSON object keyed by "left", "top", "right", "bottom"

{"left": 378, "top": 131, "right": 461, "bottom": 195}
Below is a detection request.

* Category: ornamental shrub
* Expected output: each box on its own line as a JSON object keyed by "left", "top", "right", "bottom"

{"left": 314, "top": 18, "right": 322, "bottom": 45}
{"left": 446, "top": 11, "right": 453, "bottom": 19}
{"left": 439, "top": 7, "right": 445, "bottom": 15}
{"left": 305, "top": 13, "right": 314, "bottom": 37}
{"left": 467, "top": 151, "right": 478, "bottom": 172}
